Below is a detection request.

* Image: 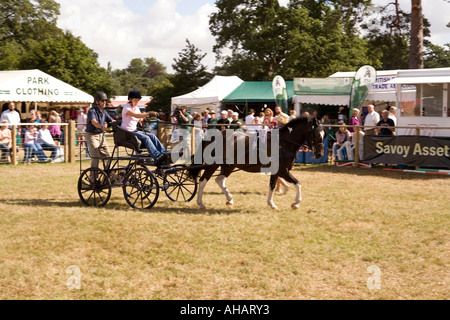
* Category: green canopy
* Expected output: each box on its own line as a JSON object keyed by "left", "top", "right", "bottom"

{"left": 222, "top": 81, "right": 295, "bottom": 103}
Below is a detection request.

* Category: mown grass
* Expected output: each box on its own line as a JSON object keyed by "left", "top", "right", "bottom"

{"left": 0, "top": 162, "right": 448, "bottom": 300}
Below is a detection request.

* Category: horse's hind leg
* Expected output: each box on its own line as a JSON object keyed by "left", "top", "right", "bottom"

{"left": 215, "top": 165, "right": 234, "bottom": 207}
{"left": 268, "top": 175, "right": 279, "bottom": 210}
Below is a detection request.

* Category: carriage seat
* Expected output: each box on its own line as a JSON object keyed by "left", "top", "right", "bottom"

{"left": 112, "top": 123, "right": 141, "bottom": 152}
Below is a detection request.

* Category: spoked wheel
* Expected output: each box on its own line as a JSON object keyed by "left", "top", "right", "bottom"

{"left": 78, "top": 168, "right": 112, "bottom": 207}
{"left": 163, "top": 165, "right": 198, "bottom": 202}
{"left": 123, "top": 167, "right": 159, "bottom": 209}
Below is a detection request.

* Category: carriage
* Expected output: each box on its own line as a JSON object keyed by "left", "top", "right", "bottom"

{"left": 77, "top": 123, "right": 198, "bottom": 209}
{"left": 78, "top": 116, "right": 325, "bottom": 211}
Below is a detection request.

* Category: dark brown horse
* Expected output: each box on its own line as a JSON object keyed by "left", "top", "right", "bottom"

{"left": 189, "top": 116, "right": 325, "bottom": 210}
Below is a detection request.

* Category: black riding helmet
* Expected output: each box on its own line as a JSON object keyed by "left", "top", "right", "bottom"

{"left": 94, "top": 91, "right": 108, "bottom": 101}
{"left": 128, "top": 89, "right": 142, "bottom": 100}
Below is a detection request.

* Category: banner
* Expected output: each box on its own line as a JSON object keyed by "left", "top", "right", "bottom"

{"left": 364, "top": 136, "right": 450, "bottom": 168}
{"left": 272, "top": 76, "right": 289, "bottom": 114}
{"left": 350, "top": 65, "right": 377, "bottom": 113}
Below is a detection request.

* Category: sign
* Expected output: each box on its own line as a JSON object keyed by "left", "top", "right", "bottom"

{"left": 272, "top": 76, "right": 288, "bottom": 114}
{"left": 350, "top": 65, "right": 377, "bottom": 112}
{"left": 364, "top": 136, "right": 450, "bottom": 168}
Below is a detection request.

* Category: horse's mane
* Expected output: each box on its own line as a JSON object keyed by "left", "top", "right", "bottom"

{"left": 280, "top": 116, "right": 311, "bottom": 133}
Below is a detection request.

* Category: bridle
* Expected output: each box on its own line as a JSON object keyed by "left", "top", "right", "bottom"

{"left": 280, "top": 121, "right": 324, "bottom": 156}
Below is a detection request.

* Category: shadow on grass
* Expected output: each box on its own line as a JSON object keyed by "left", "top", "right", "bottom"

{"left": 5, "top": 198, "right": 244, "bottom": 215}
{"left": 292, "top": 164, "right": 450, "bottom": 180}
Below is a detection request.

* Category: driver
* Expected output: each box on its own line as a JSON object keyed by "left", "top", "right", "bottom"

{"left": 121, "top": 90, "right": 170, "bottom": 164}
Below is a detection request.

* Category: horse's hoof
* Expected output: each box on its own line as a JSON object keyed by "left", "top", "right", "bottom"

{"left": 291, "top": 203, "right": 300, "bottom": 210}
{"left": 226, "top": 202, "right": 234, "bottom": 208}
{"left": 199, "top": 205, "right": 207, "bottom": 210}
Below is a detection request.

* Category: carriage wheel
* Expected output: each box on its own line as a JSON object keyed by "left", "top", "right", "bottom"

{"left": 123, "top": 167, "right": 159, "bottom": 210}
{"left": 163, "top": 165, "right": 198, "bottom": 202}
{"left": 78, "top": 168, "right": 112, "bottom": 207}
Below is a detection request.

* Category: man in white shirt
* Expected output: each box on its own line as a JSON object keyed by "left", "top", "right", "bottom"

{"left": 389, "top": 106, "right": 397, "bottom": 126}
{"left": 37, "top": 121, "right": 60, "bottom": 160}
{"left": 0, "top": 102, "right": 21, "bottom": 128}
{"left": 364, "top": 105, "right": 380, "bottom": 135}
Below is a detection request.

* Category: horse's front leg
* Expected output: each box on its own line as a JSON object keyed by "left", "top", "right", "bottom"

{"left": 215, "top": 174, "right": 234, "bottom": 207}
{"left": 284, "top": 172, "right": 302, "bottom": 210}
{"left": 268, "top": 175, "right": 278, "bottom": 210}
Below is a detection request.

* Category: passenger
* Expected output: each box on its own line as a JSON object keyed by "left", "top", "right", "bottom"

{"left": 121, "top": 89, "right": 170, "bottom": 165}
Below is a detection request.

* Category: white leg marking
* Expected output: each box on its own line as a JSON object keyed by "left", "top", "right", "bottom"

{"left": 292, "top": 183, "right": 302, "bottom": 210}
{"left": 268, "top": 187, "right": 278, "bottom": 210}
{"left": 197, "top": 179, "right": 208, "bottom": 209}
{"left": 215, "top": 175, "right": 233, "bottom": 205}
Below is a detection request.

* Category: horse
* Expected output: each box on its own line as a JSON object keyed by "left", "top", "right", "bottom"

{"left": 188, "top": 116, "right": 325, "bottom": 210}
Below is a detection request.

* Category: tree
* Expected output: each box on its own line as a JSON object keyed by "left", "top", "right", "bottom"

{"left": 210, "top": 0, "right": 376, "bottom": 80}
{"left": 151, "top": 40, "right": 211, "bottom": 114}
{"left": 409, "top": 0, "right": 424, "bottom": 68}
{"left": 0, "top": 0, "right": 61, "bottom": 69}
{"left": 19, "top": 30, "right": 113, "bottom": 96}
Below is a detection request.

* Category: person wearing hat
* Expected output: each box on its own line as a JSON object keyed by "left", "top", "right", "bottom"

{"left": 86, "top": 92, "right": 115, "bottom": 169}
{"left": 121, "top": 89, "right": 170, "bottom": 164}
{"left": 230, "top": 112, "right": 243, "bottom": 130}
{"left": 207, "top": 110, "right": 218, "bottom": 130}
{"left": 217, "top": 110, "right": 231, "bottom": 131}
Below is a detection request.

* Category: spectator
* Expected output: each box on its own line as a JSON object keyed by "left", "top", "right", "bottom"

{"left": 227, "top": 109, "right": 234, "bottom": 121}
{"left": 364, "top": 105, "right": 380, "bottom": 135}
{"left": 0, "top": 102, "right": 21, "bottom": 128}
{"left": 247, "top": 116, "right": 262, "bottom": 135}
{"left": 178, "top": 106, "right": 192, "bottom": 133}
{"left": 23, "top": 125, "right": 51, "bottom": 164}
{"left": 147, "top": 112, "right": 159, "bottom": 136}
{"left": 0, "top": 120, "right": 12, "bottom": 163}
{"left": 274, "top": 106, "right": 289, "bottom": 128}
{"left": 121, "top": 90, "right": 170, "bottom": 165}
{"left": 202, "top": 109, "right": 211, "bottom": 127}
{"left": 76, "top": 107, "right": 88, "bottom": 150}
{"left": 192, "top": 112, "right": 204, "bottom": 152}
{"left": 376, "top": 110, "right": 396, "bottom": 136}
{"left": 389, "top": 106, "right": 397, "bottom": 126}
{"left": 289, "top": 110, "right": 297, "bottom": 121}
{"left": 230, "top": 112, "right": 243, "bottom": 130}
{"left": 48, "top": 110, "right": 62, "bottom": 146}
{"left": 207, "top": 110, "right": 218, "bottom": 129}
{"left": 333, "top": 122, "right": 351, "bottom": 161}
{"left": 37, "top": 121, "right": 61, "bottom": 161}
{"left": 245, "top": 109, "right": 255, "bottom": 127}
{"left": 263, "top": 108, "right": 277, "bottom": 130}
{"left": 86, "top": 92, "right": 115, "bottom": 169}
{"left": 337, "top": 106, "right": 348, "bottom": 123}
{"left": 217, "top": 110, "right": 231, "bottom": 131}
{"left": 349, "top": 108, "right": 360, "bottom": 133}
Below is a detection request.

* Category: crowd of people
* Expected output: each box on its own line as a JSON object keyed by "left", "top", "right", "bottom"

{"left": 330, "top": 104, "right": 397, "bottom": 162}
{"left": 0, "top": 102, "right": 63, "bottom": 164}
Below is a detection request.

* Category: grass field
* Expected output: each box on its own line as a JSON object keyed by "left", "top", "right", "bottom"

{"left": 0, "top": 162, "right": 448, "bottom": 300}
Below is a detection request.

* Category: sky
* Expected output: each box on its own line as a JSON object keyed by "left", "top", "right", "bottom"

{"left": 55, "top": 0, "right": 450, "bottom": 73}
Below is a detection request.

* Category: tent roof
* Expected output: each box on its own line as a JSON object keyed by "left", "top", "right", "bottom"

{"left": 0, "top": 69, "right": 93, "bottom": 103}
{"left": 171, "top": 75, "right": 244, "bottom": 107}
{"left": 222, "top": 81, "right": 295, "bottom": 103}
{"left": 387, "top": 67, "right": 450, "bottom": 84}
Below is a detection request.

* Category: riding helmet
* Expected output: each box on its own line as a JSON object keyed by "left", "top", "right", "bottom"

{"left": 128, "top": 89, "right": 142, "bottom": 100}
{"left": 94, "top": 92, "right": 108, "bottom": 101}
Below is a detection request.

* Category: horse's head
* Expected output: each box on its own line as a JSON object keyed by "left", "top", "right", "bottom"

{"left": 307, "top": 117, "right": 325, "bottom": 159}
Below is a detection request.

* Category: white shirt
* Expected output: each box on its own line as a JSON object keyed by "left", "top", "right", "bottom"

{"left": 37, "top": 129, "right": 55, "bottom": 145}
{"left": 389, "top": 114, "right": 397, "bottom": 126}
{"left": 364, "top": 111, "right": 380, "bottom": 129}
{"left": 245, "top": 114, "right": 255, "bottom": 125}
{"left": 0, "top": 110, "right": 21, "bottom": 126}
{"left": 121, "top": 104, "right": 141, "bottom": 132}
